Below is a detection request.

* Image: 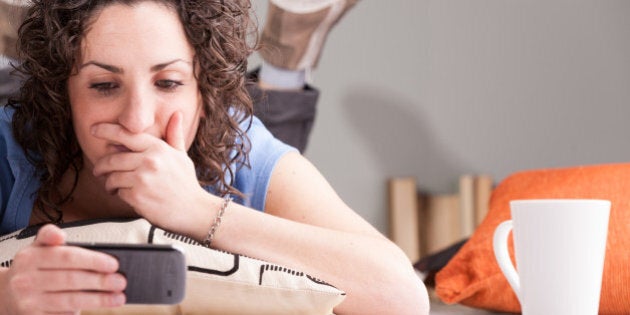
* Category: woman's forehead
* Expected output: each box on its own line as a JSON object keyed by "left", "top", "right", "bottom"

{"left": 79, "top": 2, "right": 193, "bottom": 68}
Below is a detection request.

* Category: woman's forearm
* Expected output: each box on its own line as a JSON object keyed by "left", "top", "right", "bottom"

{"left": 155, "top": 152, "right": 430, "bottom": 314}
{"left": 186, "top": 197, "right": 429, "bottom": 315}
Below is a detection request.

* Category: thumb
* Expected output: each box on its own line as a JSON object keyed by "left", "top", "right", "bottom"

{"left": 34, "top": 224, "right": 66, "bottom": 246}
{"left": 166, "top": 111, "right": 186, "bottom": 151}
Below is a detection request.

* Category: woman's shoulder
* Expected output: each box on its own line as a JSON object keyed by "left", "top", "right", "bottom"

{"left": 232, "top": 115, "right": 297, "bottom": 211}
{"left": 241, "top": 115, "right": 297, "bottom": 164}
{"left": 0, "top": 106, "right": 21, "bottom": 158}
{"left": 0, "top": 106, "right": 35, "bottom": 235}
{"left": 0, "top": 106, "right": 14, "bottom": 124}
{"left": 0, "top": 106, "right": 16, "bottom": 149}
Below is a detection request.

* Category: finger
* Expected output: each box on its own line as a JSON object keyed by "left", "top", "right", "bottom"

{"left": 103, "top": 171, "right": 136, "bottom": 194}
{"left": 93, "top": 151, "right": 143, "bottom": 177}
{"left": 34, "top": 225, "right": 66, "bottom": 247}
{"left": 41, "top": 291, "right": 125, "bottom": 312}
{"left": 91, "top": 123, "right": 155, "bottom": 152}
{"left": 38, "top": 270, "right": 126, "bottom": 293}
{"left": 116, "top": 187, "right": 146, "bottom": 209}
{"left": 37, "top": 246, "right": 119, "bottom": 273}
{"left": 166, "top": 111, "right": 185, "bottom": 151}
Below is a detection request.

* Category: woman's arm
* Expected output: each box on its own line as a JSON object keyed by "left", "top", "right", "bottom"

{"left": 91, "top": 121, "right": 430, "bottom": 314}
{"left": 190, "top": 152, "right": 430, "bottom": 315}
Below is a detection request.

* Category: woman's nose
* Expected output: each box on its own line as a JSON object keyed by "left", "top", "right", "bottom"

{"left": 118, "top": 88, "right": 156, "bottom": 134}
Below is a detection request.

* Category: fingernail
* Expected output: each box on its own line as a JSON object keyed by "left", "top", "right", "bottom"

{"left": 91, "top": 125, "right": 97, "bottom": 135}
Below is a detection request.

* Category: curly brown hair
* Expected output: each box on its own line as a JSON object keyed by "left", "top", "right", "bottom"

{"left": 8, "top": 0, "right": 256, "bottom": 223}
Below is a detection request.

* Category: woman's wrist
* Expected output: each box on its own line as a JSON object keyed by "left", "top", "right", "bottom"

{"left": 202, "top": 195, "right": 232, "bottom": 248}
{"left": 171, "top": 191, "right": 227, "bottom": 244}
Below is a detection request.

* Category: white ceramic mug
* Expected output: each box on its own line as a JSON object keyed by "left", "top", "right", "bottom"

{"left": 493, "top": 199, "right": 610, "bottom": 315}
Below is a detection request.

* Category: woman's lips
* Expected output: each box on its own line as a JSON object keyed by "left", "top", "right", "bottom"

{"left": 111, "top": 144, "right": 131, "bottom": 153}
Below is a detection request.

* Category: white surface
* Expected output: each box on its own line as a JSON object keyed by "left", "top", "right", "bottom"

{"left": 430, "top": 301, "right": 513, "bottom": 315}
{"left": 494, "top": 200, "right": 610, "bottom": 315}
{"left": 0, "top": 55, "right": 14, "bottom": 69}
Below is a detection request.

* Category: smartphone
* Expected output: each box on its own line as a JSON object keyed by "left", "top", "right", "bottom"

{"left": 67, "top": 242, "right": 187, "bottom": 304}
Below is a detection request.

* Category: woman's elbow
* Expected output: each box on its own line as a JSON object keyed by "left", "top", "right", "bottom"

{"left": 385, "top": 264, "right": 431, "bottom": 315}
{"left": 362, "top": 249, "right": 431, "bottom": 315}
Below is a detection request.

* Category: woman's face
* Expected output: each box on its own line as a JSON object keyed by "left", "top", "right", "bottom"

{"left": 68, "top": 1, "right": 202, "bottom": 170}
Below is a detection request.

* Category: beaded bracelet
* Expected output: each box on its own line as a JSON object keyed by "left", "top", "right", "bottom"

{"left": 203, "top": 195, "right": 232, "bottom": 248}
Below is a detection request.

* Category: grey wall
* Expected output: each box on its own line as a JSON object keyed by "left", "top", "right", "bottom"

{"left": 251, "top": 0, "right": 630, "bottom": 234}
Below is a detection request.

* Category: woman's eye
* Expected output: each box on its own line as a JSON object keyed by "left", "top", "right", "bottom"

{"left": 156, "top": 80, "right": 183, "bottom": 91}
{"left": 89, "top": 82, "right": 118, "bottom": 95}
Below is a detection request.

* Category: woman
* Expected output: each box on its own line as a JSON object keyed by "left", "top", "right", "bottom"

{"left": 0, "top": 1, "right": 430, "bottom": 314}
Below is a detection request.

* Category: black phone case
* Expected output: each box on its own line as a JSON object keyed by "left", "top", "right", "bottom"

{"left": 68, "top": 242, "right": 187, "bottom": 304}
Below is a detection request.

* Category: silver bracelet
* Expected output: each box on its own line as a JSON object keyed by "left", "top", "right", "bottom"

{"left": 203, "top": 195, "right": 232, "bottom": 248}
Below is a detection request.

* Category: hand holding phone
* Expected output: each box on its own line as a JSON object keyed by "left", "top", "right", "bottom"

{"left": 68, "top": 242, "right": 187, "bottom": 304}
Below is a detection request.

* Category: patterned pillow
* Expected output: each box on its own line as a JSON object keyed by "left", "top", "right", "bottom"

{"left": 0, "top": 218, "right": 346, "bottom": 315}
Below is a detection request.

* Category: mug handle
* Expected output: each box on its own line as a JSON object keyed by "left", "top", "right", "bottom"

{"left": 493, "top": 220, "right": 521, "bottom": 300}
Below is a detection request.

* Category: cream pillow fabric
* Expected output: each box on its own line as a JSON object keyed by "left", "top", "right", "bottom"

{"left": 0, "top": 218, "right": 346, "bottom": 315}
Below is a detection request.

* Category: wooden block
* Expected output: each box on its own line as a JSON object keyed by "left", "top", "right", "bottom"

{"left": 459, "top": 175, "right": 475, "bottom": 237}
{"left": 388, "top": 177, "right": 421, "bottom": 262}
{"left": 474, "top": 175, "right": 493, "bottom": 227}
{"left": 424, "top": 194, "right": 461, "bottom": 254}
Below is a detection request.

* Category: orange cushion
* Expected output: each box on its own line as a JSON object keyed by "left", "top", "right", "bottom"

{"left": 435, "top": 163, "right": 630, "bottom": 314}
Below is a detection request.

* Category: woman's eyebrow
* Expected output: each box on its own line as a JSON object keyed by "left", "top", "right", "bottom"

{"left": 150, "top": 59, "right": 191, "bottom": 72}
{"left": 78, "top": 59, "right": 190, "bottom": 73}
{"left": 80, "top": 61, "right": 122, "bottom": 73}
